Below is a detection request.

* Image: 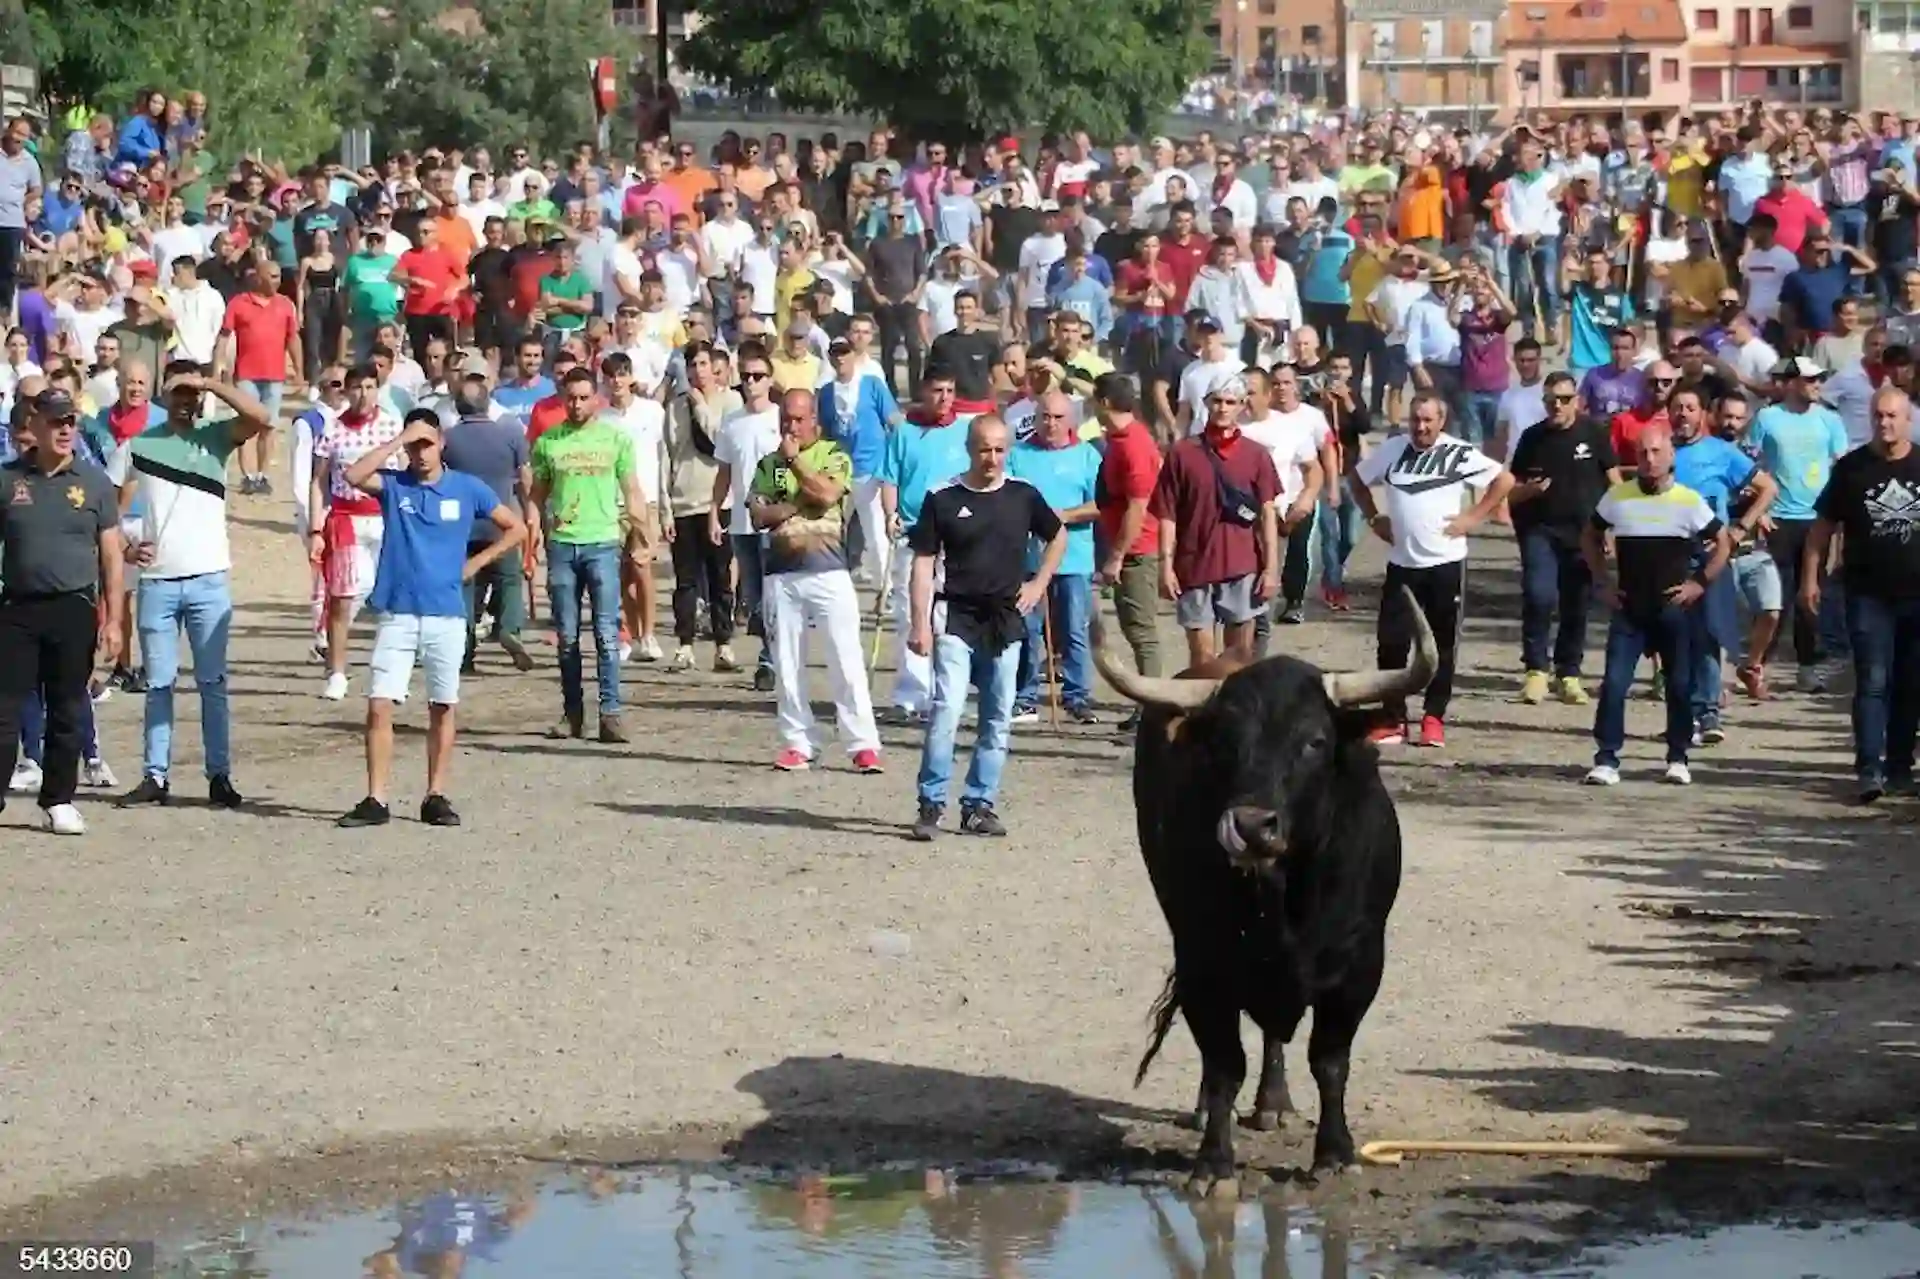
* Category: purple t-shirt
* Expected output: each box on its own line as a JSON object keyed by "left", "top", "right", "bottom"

{"left": 18, "top": 290, "right": 55, "bottom": 366}
{"left": 1460, "top": 308, "right": 1510, "bottom": 394}
{"left": 1578, "top": 364, "right": 1647, "bottom": 421}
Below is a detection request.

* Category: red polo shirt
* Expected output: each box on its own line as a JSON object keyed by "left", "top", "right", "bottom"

{"left": 220, "top": 291, "right": 297, "bottom": 382}
{"left": 396, "top": 246, "right": 465, "bottom": 317}
{"left": 1158, "top": 233, "right": 1208, "bottom": 310}
{"left": 525, "top": 394, "right": 569, "bottom": 445}
{"left": 1609, "top": 406, "right": 1669, "bottom": 471}
{"left": 1097, "top": 419, "right": 1163, "bottom": 557}
{"left": 1751, "top": 189, "right": 1827, "bottom": 255}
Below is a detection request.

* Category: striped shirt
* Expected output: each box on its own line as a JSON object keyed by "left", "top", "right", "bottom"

{"left": 1825, "top": 143, "right": 1871, "bottom": 207}
{"left": 126, "top": 419, "right": 240, "bottom": 580}
{"left": 1592, "top": 479, "right": 1721, "bottom": 619}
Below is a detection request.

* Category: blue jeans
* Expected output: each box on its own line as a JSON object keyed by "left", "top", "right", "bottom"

{"left": 1594, "top": 604, "right": 1694, "bottom": 768}
{"left": 1313, "top": 479, "right": 1363, "bottom": 592}
{"left": 1518, "top": 529, "right": 1590, "bottom": 678}
{"left": 731, "top": 532, "right": 776, "bottom": 674}
{"left": 547, "top": 541, "right": 622, "bottom": 717}
{"left": 138, "top": 571, "right": 234, "bottom": 782}
{"left": 238, "top": 379, "right": 284, "bottom": 430}
{"left": 1845, "top": 592, "right": 1920, "bottom": 783}
{"left": 1015, "top": 574, "right": 1093, "bottom": 711}
{"left": 1461, "top": 390, "right": 1503, "bottom": 448}
{"left": 18, "top": 688, "right": 99, "bottom": 763}
{"left": 917, "top": 632, "right": 1021, "bottom": 809}
{"left": 1508, "top": 239, "right": 1561, "bottom": 339}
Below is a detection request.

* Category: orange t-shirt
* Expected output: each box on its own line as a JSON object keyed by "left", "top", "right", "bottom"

{"left": 430, "top": 211, "right": 477, "bottom": 267}
{"left": 1399, "top": 165, "right": 1446, "bottom": 242}
{"left": 662, "top": 168, "right": 717, "bottom": 224}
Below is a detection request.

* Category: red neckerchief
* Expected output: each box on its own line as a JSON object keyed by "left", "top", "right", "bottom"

{"left": 1865, "top": 361, "right": 1888, "bottom": 386}
{"left": 1202, "top": 424, "right": 1241, "bottom": 454}
{"left": 1250, "top": 256, "right": 1279, "bottom": 287}
{"left": 1212, "top": 172, "right": 1234, "bottom": 204}
{"left": 108, "top": 402, "right": 148, "bottom": 443}
{"left": 340, "top": 406, "right": 377, "bottom": 430}
{"left": 906, "top": 407, "right": 955, "bottom": 429}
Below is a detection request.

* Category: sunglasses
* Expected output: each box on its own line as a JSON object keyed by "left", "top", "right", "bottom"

{"left": 1547, "top": 393, "right": 1577, "bottom": 404}
{"left": 742, "top": 370, "right": 772, "bottom": 382}
{"left": 1653, "top": 377, "right": 1677, "bottom": 386}
{"left": 321, "top": 378, "right": 343, "bottom": 389}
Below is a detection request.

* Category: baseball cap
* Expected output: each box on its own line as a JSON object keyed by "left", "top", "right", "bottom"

{"left": 1038, "top": 198, "right": 1060, "bottom": 213}
{"left": 1772, "top": 355, "right": 1826, "bottom": 380}
{"left": 1149, "top": 135, "right": 1173, "bottom": 151}
{"left": 828, "top": 337, "right": 854, "bottom": 357}
{"left": 1185, "top": 308, "right": 1221, "bottom": 332}
{"left": 31, "top": 389, "right": 78, "bottom": 420}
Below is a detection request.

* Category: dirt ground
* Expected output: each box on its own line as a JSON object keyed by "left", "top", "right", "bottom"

{"left": 1, "top": 454, "right": 1915, "bottom": 1267}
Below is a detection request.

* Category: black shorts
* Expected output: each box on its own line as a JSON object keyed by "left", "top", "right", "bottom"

{"left": 475, "top": 310, "right": 518, "bottom": 353}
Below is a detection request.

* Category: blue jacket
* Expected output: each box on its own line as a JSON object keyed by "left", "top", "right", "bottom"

{"left": 818, "top": 374, "right": 897, "bottom": 478}
{"left": 113, "top": 115, "right": 165, "bottom": 168}
{"left": 1046, "top": 275, "right": 1114, "bottom": 342}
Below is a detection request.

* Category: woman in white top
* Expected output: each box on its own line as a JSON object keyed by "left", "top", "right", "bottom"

{"left": 0, "top": 328, "right": 43, "bottom": 417}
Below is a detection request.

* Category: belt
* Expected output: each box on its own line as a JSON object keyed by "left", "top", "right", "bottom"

{"left": 0, "top": 588, "right": 96, "bottom": 606}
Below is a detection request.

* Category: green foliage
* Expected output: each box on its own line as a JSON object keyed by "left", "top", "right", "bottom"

{"left": 356, "top": 0, "right": 635, "bottom": 157}
{"left": 678, "top": 0, "right": 1212, "bottom": 143}
{"left": 17, "top": 0, "right": 166, "bottom": 111}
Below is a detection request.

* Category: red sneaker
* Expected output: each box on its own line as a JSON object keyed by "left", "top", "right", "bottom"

{"left": 1418, "top": 715, "right": 1446, "bottom": 749}
{"left": 852, "top": 748, "right": 884, "bottom": 775}
{"left": 1328, "top": 587, "right": 1351, "bottom": 612}
{"left": 1737, "top": 664, "right": 1770, "bottom": 700}
{"left": 773, "top": 748, "right": 812, "bottom": 772}
{"left": 1366, "top": 722, "right": 1406, "bottom": 747}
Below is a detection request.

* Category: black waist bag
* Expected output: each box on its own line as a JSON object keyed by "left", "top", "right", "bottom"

{"left": 1202, "top": 441, "right": 1260, "bottom": 528}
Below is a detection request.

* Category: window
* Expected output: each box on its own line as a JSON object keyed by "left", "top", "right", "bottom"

{"left": 1372, "top": 25, "right": 1395, "bottom": 59}
{"left": 1697, "top": 7, "right": 1719, "bottom": 29}
{"left": 1469, "top": 19, "right": 1495, "bottom": 56}
{"left": 1661, "top": 57, "right": 1680, "bottom": 82}
{"left": 1421, "top": 19, "right": 1444, "bottom": 58}
{"left": 1786, "top": 4, "right": 1813, "bottom": 26}
{"left": 1257, "top": 0, "right": 1278, "bottom": 15}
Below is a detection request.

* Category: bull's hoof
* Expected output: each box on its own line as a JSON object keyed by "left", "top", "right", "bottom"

{"left": 1246, "top": 1108, "right": 1283, "bottom": 1131}
{"left": 1186, "top": 1173, "right": 1240, "bottom": 1201}
{"left": 1309, "top": 1151, "right": 1358, "bottom": 1177}
{"left": 1183, "top": 1108, "right": 1205, "bottom": 1132}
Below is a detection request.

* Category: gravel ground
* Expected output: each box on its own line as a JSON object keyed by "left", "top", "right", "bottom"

{"left": 1, "top": 470, "right": 1915, "bottom": 1261}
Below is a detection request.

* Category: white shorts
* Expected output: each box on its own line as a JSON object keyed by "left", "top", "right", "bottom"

{"left": 368, "top": 614, "right": 466, "bottom": 705}
{"left": 324, "top": 511, "right": 385, "bottom": 602}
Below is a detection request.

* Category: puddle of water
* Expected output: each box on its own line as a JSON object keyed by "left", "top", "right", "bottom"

{"left": 145, "top": 1165, "right": 1920, "bottom": 1279}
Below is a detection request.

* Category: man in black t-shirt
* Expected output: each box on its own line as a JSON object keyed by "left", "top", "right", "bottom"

{"left": 1510, "top": 370, "right": 1622, "bottom": 705}
{"left": 927, "top": 291, "right": 1001, "bottom": 413}
{"left": 906, "top": 413, "right": 1065, "bottom": 841}
{"left": 1807, "top": 384, "right": 1920, "bottom": 802}
{"left": 467, "top": 216, "right": 517, "bottom": 361}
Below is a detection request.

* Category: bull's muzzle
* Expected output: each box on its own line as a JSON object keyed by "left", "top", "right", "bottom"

{"left": 1216, "top": 806, "right": 1287, "bottom": 865}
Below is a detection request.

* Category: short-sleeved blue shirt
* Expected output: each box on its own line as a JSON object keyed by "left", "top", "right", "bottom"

{"left": 1751, "top": 403, "right": 1849, "bottom": 521}
{"left": 368, "top": 468, "right": 501, "bottom": 618}
{"left": 1671, "top": 432, "right": 1757, "bottom": 523}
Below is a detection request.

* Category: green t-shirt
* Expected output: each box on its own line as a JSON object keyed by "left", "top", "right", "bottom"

{"left": 342, "top": 251, "right": 401, "bottom": 324}
{"left": 538, "top": 269, "right": 593, "bottom": 331}
{"left": 531, "top": 418, "right": 634, "bottom": 546}
{"left": 507, "top": 198, "right": 560, "bottom": 225}
{"left": 748, "top": 438, "right": 854, "bottom": 575}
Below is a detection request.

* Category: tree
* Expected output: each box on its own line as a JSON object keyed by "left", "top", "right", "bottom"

{"left": 17, "top": 0, "right": 166, "bottom": 113}
{"left": 677, "top": 0, "right": 1211, "bottom": 144}
{"left": 355, "top": 0, "right": 635, "bottom": 157}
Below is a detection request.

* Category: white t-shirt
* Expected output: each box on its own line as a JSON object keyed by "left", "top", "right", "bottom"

{"left": 812, "top": 256, "right": 857, "bottom": 316}
{"left": 656, "top": 245, "right": 701, "bottom": 314}
{"left": 606, "top": 397, "right": 666, "bottom": 506}
{"left": 460, "top": 198, "right": 506, "bottom": 243}
{"left": 1354, "top": 432, "right": 1502, "bottom": 569}
{"left": 1730, "top": 335, "right": 1781, "bottom": 385}
{"left": 1367, "top": 277, "right": 1430, "bottom": 346}
{"left": 616, "top": 340, "right": 672, "bottom": 396}
{"left": 1018, "top": 232, "right": 1066, "bottom": 306}
{"left": 712, "top": 404, "right": 781, "bottom": 535}
{"left": 1052, "top": 159, "right": 1099, "bottom": 190}
{"left": 162, "top": 282, "right": 226, "bottom": 365}
{"left": 739, "top": 241, "right": 778, "bottom": 315}
{"left": 602, "top": 242, "right": 645, "bottom": 320}
{"left": 1271, "top": 176, "right": 1340, "bottom": 224}
{"left": 1496, "top": 380, "right": 1548, "bottom": 465}
{"left": 702, "top": 217, "right": 754, "bottom": 275}
{"left": 920, "top": 277, "right": 963, "bottom": 338}
{"left": 1739, "top": 244, "right": 1799, "bottom": 321}
{"left": 151, "top": 222, "right": 205, "bottom": 266}
{"left": 1178, "top": 355, "right": 1246, "bottom": 430}
{"left": 56, "top": 301, "right": 124, "bottom": 360}
{"left": 1642, "top": 234, "right": 1687, "bottom": 306}
{"left": 1240, "top": 404, "right": 1329, "bottom": 508}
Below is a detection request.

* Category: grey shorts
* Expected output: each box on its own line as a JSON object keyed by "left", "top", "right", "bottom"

{"left": 1176, "top": 574, "right": 1260, "bottom": 629}
{"left": 1733, "top": 549, "right": 1782, "bottom": 615}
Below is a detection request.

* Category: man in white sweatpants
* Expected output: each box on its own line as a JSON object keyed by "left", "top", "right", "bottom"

{"left": 750, "top": 389, "right": 884, "bottom": 774}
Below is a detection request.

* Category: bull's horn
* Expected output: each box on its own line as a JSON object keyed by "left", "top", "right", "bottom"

{"left": 1322, "top": 586, "right": 1438, "bottom": 707}
{"left": 1092, "top": 613, "right": 1220, "bottom": 711}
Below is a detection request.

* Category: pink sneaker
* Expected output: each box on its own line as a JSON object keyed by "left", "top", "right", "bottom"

{"left": 1418, "top": 715, "right": 1446, "bottom": 749}
{"left": 773, "top": 748, "right": 812, "bottom": 772}
{"left": 852, "top": 749, "right": 884, "bottom": 775}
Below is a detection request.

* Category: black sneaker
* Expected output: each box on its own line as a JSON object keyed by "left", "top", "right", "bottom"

{"left": 1066, "top": 704, "right": 1100, "bottom": 725}
{"left": 420, "top": 793, "right": 462, "bottom": 826}
{"left": 959, "top": 802, "right": 1008, "bottom": 837}
{"left": 208, "top": 775, "right": 244, "bottom": 809}
{"left": 753, "top": 666, "right": 776, "bottom": 692}
{"left": 1279, "top": 602, "right": 1306, "bottom": 625}
{"left": 910, "top": 800, "right": 943, "bottom": 842}
{"left": 337, "top": 796, "right": 391, "bottom": 828}
{"left": 122, "top": 667, "right": 148, "bottom": 694}
{"left": 1117, "top": 708, "right": 1141, "bottom": 733}
{"left": 1859, "top": 773, "right": 1887, "bottom": 805}
{"left": 117, "top": 775, "right": 170, "bottom": 807}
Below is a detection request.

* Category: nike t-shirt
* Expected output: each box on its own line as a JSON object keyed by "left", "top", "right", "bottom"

{"left": 1354, "top": 432, "right": 1502, "bottom": 569}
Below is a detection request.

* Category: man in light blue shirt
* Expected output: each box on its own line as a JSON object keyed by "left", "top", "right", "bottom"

{"left": 1752, "top": 356, "right": 1852, "bottom": 689}
{"left": 1007, "top": 391, "right": 1101, "bottom": 722}
{"left": 1404, "top": 282, "right": 1465, "bottom": 428}
{"left": 878, "top": 368, "right": 973, "bottom": 719}
{"left": 1718, "top": 129, "right": 1775, "bottom": 233}
{"left": 819, "top": 337, "right": 901, "bottom": 587}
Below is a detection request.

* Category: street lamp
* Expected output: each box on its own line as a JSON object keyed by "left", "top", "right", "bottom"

{"left": 1305, "top": 27, "right": 1325, "bottom": 106}
{"left": 1466, "top": 51, "right": 1481, "bottom": 133}
{"left": 1617, "top": 31, "right": 1631, "bottom": 126}
{"left": 1234, "top": 0, "right": 1249, "bottom": 83}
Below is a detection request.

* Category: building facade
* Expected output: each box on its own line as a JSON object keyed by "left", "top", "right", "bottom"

{"left": 1212, "top": 0, "right": 1346, "bottom": 103}
{"left": 1500, "top": 1, "right": 1690, "bottom": 116}
{"left": 1682, "top": 0, "right": 1850, "bottom": 110}
{"left": 1856, "top": 0, "right": 1920, "bottom": 113}
{"left": 1342, "top": 0, "right": 1510, "bottom": 125}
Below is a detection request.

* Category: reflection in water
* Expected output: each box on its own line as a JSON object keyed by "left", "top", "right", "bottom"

{"left": 152, "top": 1165, "right": 1372, "bottom": 1278}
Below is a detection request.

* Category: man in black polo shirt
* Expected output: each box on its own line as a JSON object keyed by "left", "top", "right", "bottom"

{"left": 1510, "top": 370, "right": 1621, "bottom": 706}
{"left": 863, "top": 203, "right": 926, "bottom": 399}
{"left": 0, "top": 389, "right": 125, "bottom": 836}
{"left": 927, "top": 290, "right": 1001, "bottom": 417}
{"left": 906, "top": 413, "right": 1066, "bottom": 841}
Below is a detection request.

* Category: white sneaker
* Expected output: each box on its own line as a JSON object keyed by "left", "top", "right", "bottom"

{"left": 321, "top": 671, "right": 349, "bottom": 701}
{"left": 618, "top": 639, "right": 635, "bottom": 663}
{"left": 45, "top": 803, "right": 86, "bottom": 836}
{"left": 670, "top": 646, "right": 696, "bottom": 671}
{"left": 89, "top": 680, "right": 113, "bottom": 705}
{"left": 1662, "top": 761, "right": 1693, "bottom": 786}
{"left": 8, "top": 760, "right": 42, "bottom": 794}
{"left": 1583, "top": 764, "right": 1621, "bottom": 787}
{"left": 83, "top": 757, "right": 117, "bottom": 788}
{"left": 639, "top": 634, "right": 663, "bottom": 662}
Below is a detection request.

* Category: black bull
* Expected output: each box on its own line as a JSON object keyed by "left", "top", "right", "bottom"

{"left": 1094, "top": 589, "right": 1438, "bottom": 1197}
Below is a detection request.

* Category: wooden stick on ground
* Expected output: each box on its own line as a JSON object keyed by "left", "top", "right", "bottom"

{"left": 1359, "top": 1139, "right": 1781, "bottom": 1167}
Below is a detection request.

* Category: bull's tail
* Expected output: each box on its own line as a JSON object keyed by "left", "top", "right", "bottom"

{"left": 1134, "top": 969, "right": 1180, "bottom": 1088}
